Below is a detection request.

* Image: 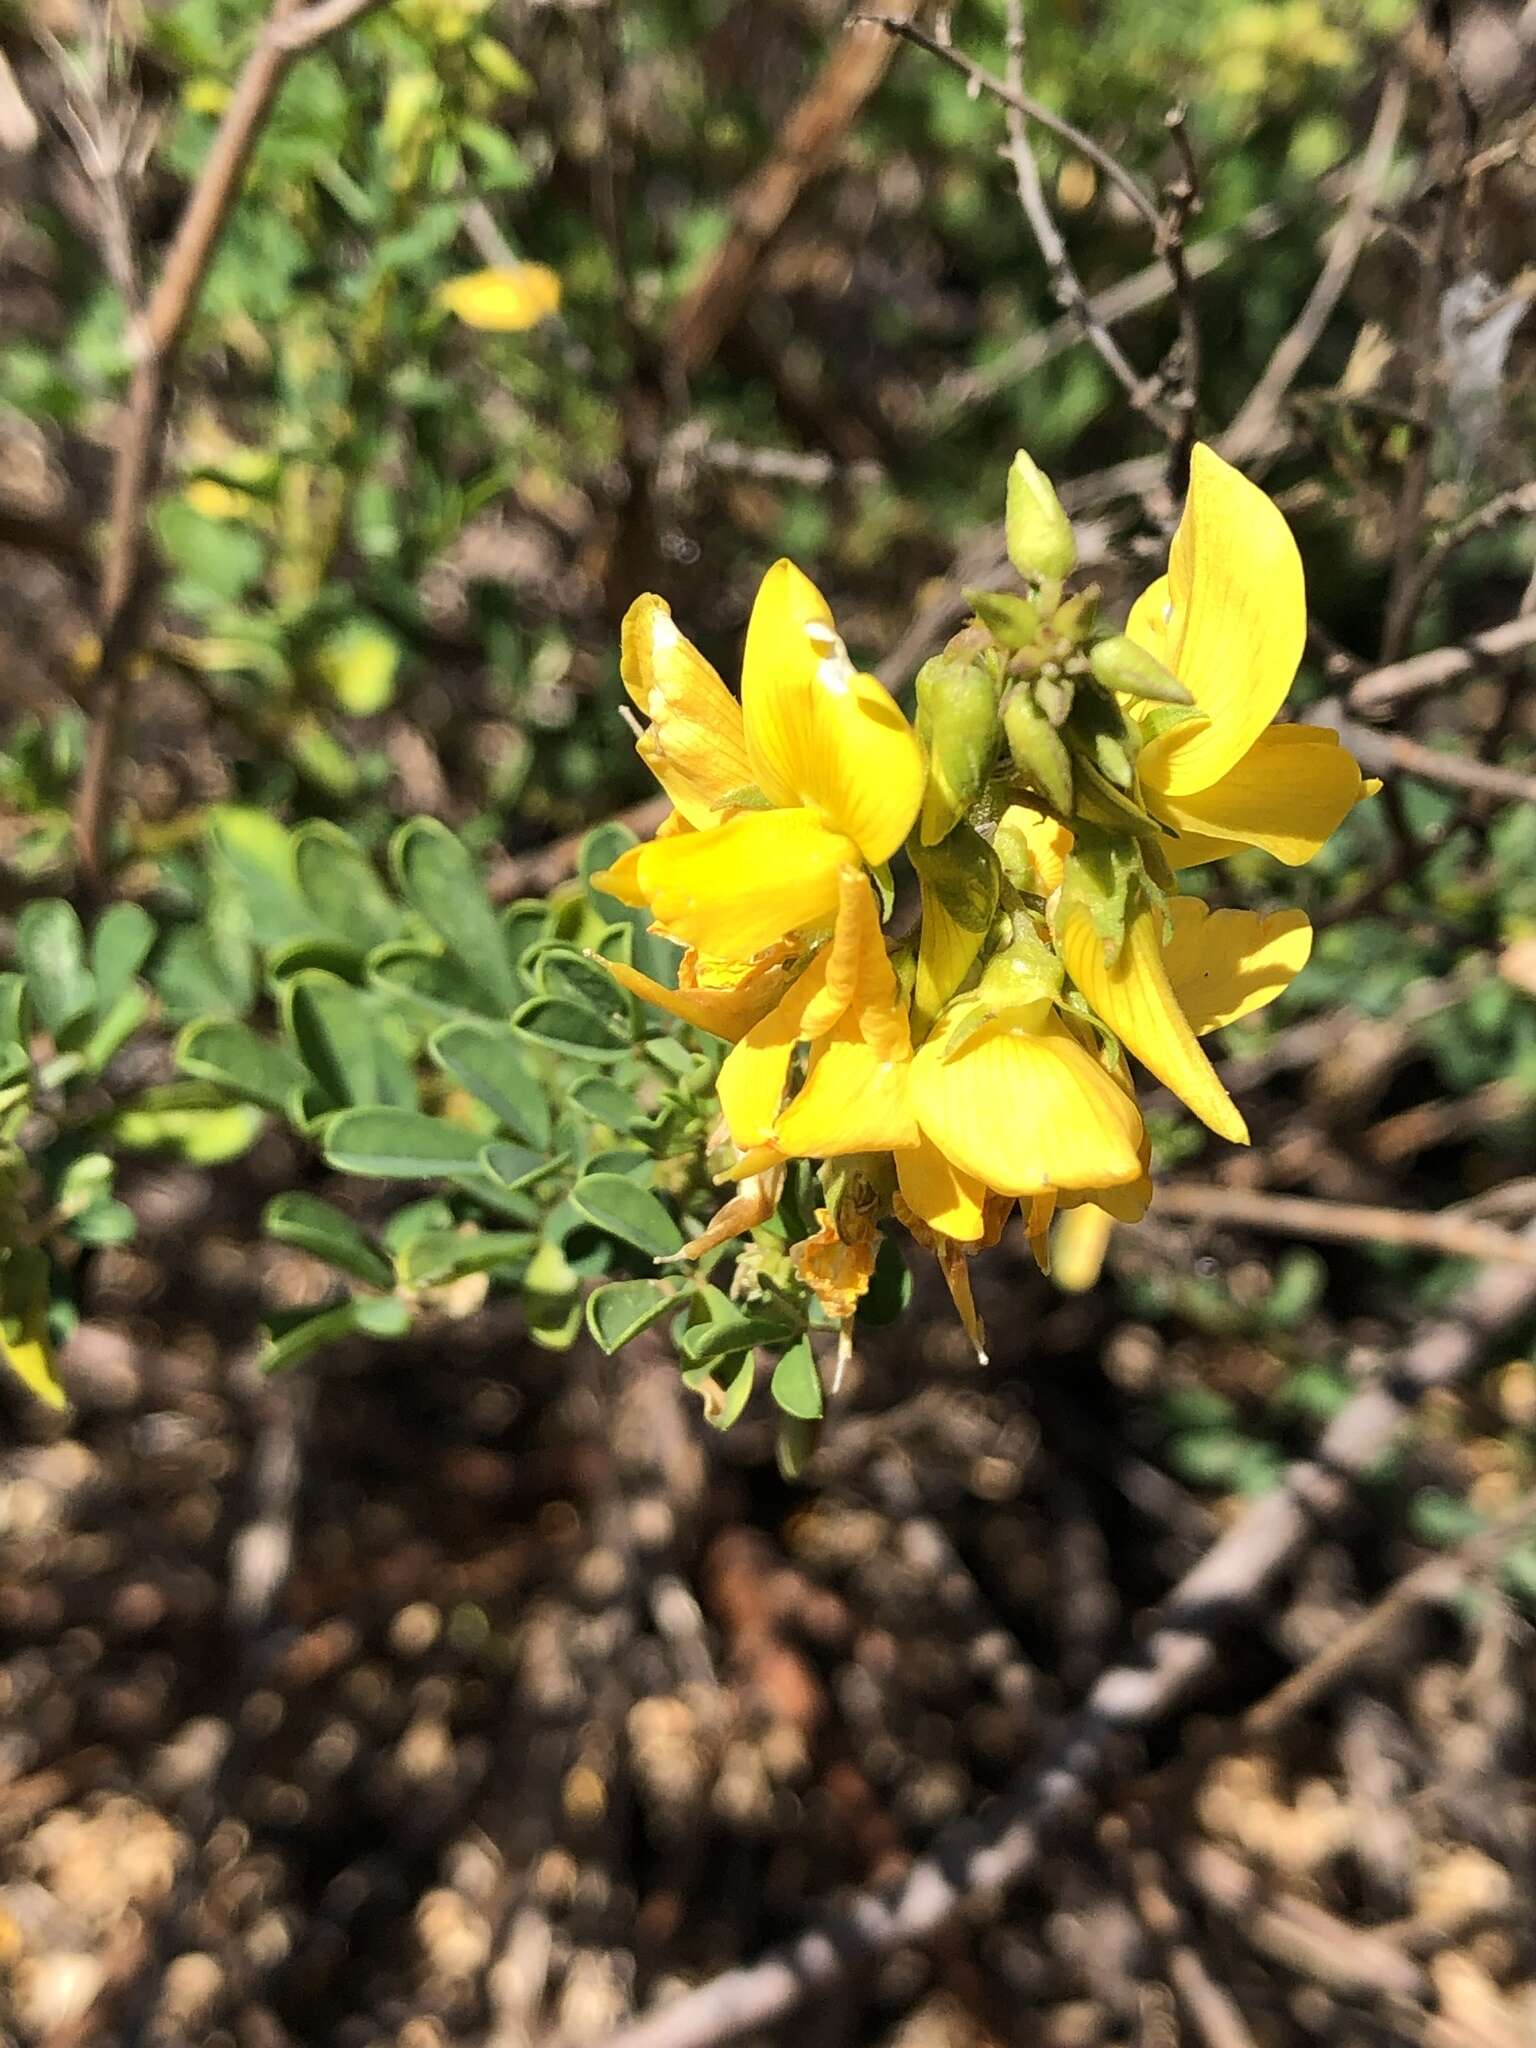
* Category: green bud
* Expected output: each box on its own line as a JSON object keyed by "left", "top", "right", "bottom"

{"left": 1003, "top": 687, "right": 1073, "bottom": 815}
{"left": 1088, "top": 633, "right": 1194, "bottom": 705}
{"left": 1005, "top": 449, "right": 1077, "bottom": 582}
{"left": 966, "top": 588, "right": 1040, "bottom": 648}
{"left": 1032, "top": 669, "right": 1075, "bottom": 728}
{"left": 915, "top": 655, "right": 1003, "bottom": 845}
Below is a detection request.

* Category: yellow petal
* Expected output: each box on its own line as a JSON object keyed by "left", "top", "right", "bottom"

{"left": 1160, "top": 898, "right": 1312, "bottom": 1035}
{"left": 1024, "top": 1192, "right": 1056, "bottom": 1275}
{"left": 621, "top": 594, "right": 754, "bottom": 828}
{"left": 436, "top": 262, "right": 561, "bottom": 331}
{"left": 1051, "top": 1203, "right": 1115, "bottom": 1293}
{"left": 994, "top": 803, "right": 1074, "bottom": 896}
{"left": 1147, "top": 724, "right": 1369, "bottom": 868}
{"left": 604, "top": 949, "right": 802, "bottom": 1043}
{"left": 894, "top": 1136, "right": 989, "bottom": 1243}
{"left": 1125, "top": 574, "right": 1174, "bottom": 665}
{"left": 716, "top": 954, "right": 832, "bottom": 1149}
{"left": 1059, "top": 904, "right": 1248, "bottom": 1144}
{"left": 634, "top": 807, "right": 854, "bottom": 958}
{"left": 800, "top": 868, "right": 909, "bottom": 1057}
{"left": 741, "top": 559, "right": 923, "bottom": 864}
{"left": 909, "top": 1010, "right": 1146, "bottom": 1196}
{"left": 1137, "top": 443, "right": 1305, "bottom": 797}
{"left": 591, "top": 838, "right": 656, "bottom": 908}
{"left": 773, "top": 1032, "right": 919, "bottom": 1157}
{"left": 911, "top": 824, "right": 1000, "bottom": 1039}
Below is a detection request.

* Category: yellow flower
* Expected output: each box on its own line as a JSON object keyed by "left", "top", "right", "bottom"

{"left": 1001, "top": 794, "right": 1314, "bottom": 1147}
{"left": 436, "top": 263, "right": 561, "bottom": 331}
{"left": 595, "top": 561, "right": 925, "bottom": 961}
{"left": 1127, "top": 443, "right": 1371, "bottom": 868}
{"left": 754, "top": 980, "right": 1149, "bottom": 1244}
{"left": 615, "top": 593, "right": 755, "bottom": 829}
{"left": 1059, "top": 894, "right": 1313, "bottom": 1144}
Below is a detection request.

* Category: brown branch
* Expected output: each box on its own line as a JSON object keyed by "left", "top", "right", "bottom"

{"left": 1342, "top": 720, "right": 1536, "bottom": 809}
{"left": 664, "top": 3, "right": 918, "bottom": 378}
{"left": 71, "top": 0, "right": 391, "bottom": 883}
{"left": 1383, "top": 480, "right": 1536, "bottom": 652}
{"left": 993, "top": 0, "right": 1178, "bottom": 441}
{"left": 485, "top": 793, "right": 670, "bottom": 904}
{"left": 1378, "top": 40, "right": 1471, "bottom": 664}
{"left": 857, "top": 14, "right": 1163, "bottom": 234}
{"left": 1223, "top": 68, "right": 1408, "bottom": 461}
{"left": 1152, "top": 1182, "right": 1536, "bottom": 1269}
{"left": 1241, "top": 1492, "right": 1536, "bottom": 1741}
{"left": 1346, "top": 609, "right": 1536, "bottom": 716}
{"left": 578, "top": 1234, "right": 1536, "bottom": 2048}
{"left": 927, "top": 199, "right": 1291, "bottom": 424}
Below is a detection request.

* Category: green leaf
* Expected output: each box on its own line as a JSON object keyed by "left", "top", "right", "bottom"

{"left": 776, "top": 1412, "right": 822, "bottom": 1479}
{"left": 266, "top": 936, "right": 368, "bottom": 983}
{"left": 512, "top": 995, "right": 630, "bottom": 1062}
{"left": 391, "top": 817, "right": 517, "bottom": 1010}
{"left": 586, "top": 1278, "right": 679, "bottom": 1354}
{"left": 323, "top": 1106, "right": 487, "bottom": 1178}
{"left": 263, "top": 1192, "right": 394, "bottom": 1288}
{"left": 369, "top": 942, "right": 504, "bottom": 1027}
{"left": 90, "top": 902, "right": 155, "bottom": 1010}
{"left": 111, "top": 1092, "right": 265, "bottom": 1163}
{"left": 682, "top": 1350, "right": 756, "bottom": 1430}
{"left": 208, "top": 807, "right": 315, "bottom": 948}
{"left": 479, "top": 1141, "right": 558, "bottom": 1192}
{"left": 395, "top": 1228, "right": 534, "bottom": 1286}
{"left": 522, "top": 1236, "right": 580, "bottom": 1350}
{"left": 177, "top": 1018, "right": 310, "bottom": 1117}
{"left": 294, "top": 821, "right": 402, "bottom": 951}
{"left": 681, "top": 1307, "right": 798, "bottom": 1364}
{"left": 569, "top": 1076, "right": 645, "bottom": 1130}
{"left": 71, "top": 1198, "right": 136, "bottom": 1246}
{"left": 153, "top": 923, "right": 256, "bottom": 1021}
{"left": 17, "top": 900, "right": 95, "bottom": 1036}
{"left": 284, "top": 972, "right": 417, "bottom": 1112}
{"left": 0, "top": 1247, "right": 66, "bottom": 1409}
{"left": 534, "top": 945, "right": 635, "bottom": 1025}
{"left": 381, "top": 1198, "right": 455, "bottom": 1253}
{"left": 769, "top": 1337, "right": 823, "bottom": 1420}
{"left": 0, "top": 974, "right": 25, "bottom": 1047}
{"left": 76, "top": 986, "right": 150, "bottom": 1074}
{"left": 568, "top": 1172, "right": 683, "bottom": 1258}
{"left": 312, "top": 616, "right": 401, "bottom": 715}
{"left": 155, "top": 498, "right": 265, "bottom": 607}
{"left": 430, "top": 1020, "right": 550, "bottom": 1148}
{"left": 259, "top": 1293, "right": 413, "bottom": 1375}
{"left": 502, "top": 901, "right": 553, "bottom": 968}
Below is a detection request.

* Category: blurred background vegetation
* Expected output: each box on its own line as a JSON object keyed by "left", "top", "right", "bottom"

{"left": 4, "top": 1, "right": 1536, "bottom": 2044}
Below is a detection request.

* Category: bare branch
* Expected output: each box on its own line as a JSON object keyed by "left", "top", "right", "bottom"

{"left": 1152, "top": 1182, "right": 1536, "bottom": 1270}
{"left": 1347, "top": 610, "right": 1536, "bottom": 715}
{"left": 578, "top": 1234, "right": 1536, "bottom": 2048}
{"left": 1223, "top": 67, "right": 1408, "bottom": 461}
{"left": 994, "top": 0, "right": 1178, "bottom": 440}
{"left": 72, "top": 0, "right": 392, "bottom": 882}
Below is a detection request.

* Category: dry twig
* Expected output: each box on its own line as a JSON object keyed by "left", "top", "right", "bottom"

{"left": 1152, "top": 1183, "right": 1536, "bottom": 1269}
{"left": 1223, "top": 69, "right": 1408, "bottom": 461}
{"left": 579, "top": 1235, "right": 1536, "bottom": 2048}
{"left": 71, "top": 0, "right": 392, "bottom": 882}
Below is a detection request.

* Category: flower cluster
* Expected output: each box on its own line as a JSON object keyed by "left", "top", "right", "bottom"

{"left": 595, "top": 445, "right": 1373, "bottom": 1356}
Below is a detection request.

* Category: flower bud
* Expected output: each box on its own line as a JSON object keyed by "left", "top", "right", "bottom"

{"left": 916, "top": 655, "right": 1003, "bottom": 845}
{"left": 966, "top": 589, "right": 1040, "bottom": 648}
{"left": 1006, "top": 449, "right": 1078, "bottom": 582}
{"left": 1003, "top": 686, "right": 1074, "bottom": 814}
{"left": 1087, "top": 633, "right": 1194, "bottom": 705}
